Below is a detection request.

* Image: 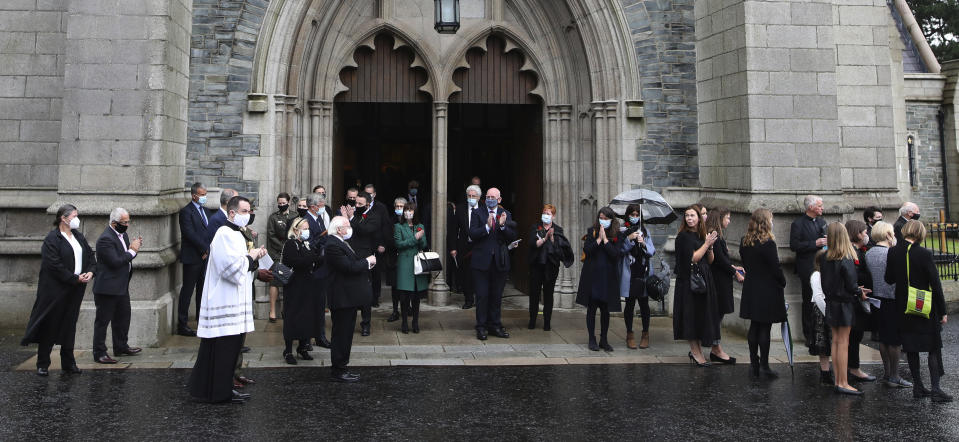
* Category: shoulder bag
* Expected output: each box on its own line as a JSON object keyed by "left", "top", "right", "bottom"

{"left": 271, "top": 241, "right": 294, "bottom": 286}
{"left": 904, "top": 244, "right": 932, "bottom": 318}
{"left": 690, "top": 260, "right": 707, "bottom": 295}
{"left": 414, "top": 250, "right": 443, "bottom": 275}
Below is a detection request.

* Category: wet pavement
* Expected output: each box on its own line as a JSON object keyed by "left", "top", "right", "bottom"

{"left": 1, "top": 315, "right": 958, "bottom": 440}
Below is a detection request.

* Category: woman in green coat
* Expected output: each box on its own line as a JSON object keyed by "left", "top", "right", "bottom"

{"left": 394, "top": 202, "right": 429, "bottom": 333}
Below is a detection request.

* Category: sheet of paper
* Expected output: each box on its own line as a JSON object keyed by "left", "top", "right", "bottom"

{"left": 508, "top": 239, "right": 522, "bottom": 250}
{"left": 866, "top": 297, "right": 881, "bottom": 308}
{"left": 258, "top": 253, "right": 273, "bottom": 271}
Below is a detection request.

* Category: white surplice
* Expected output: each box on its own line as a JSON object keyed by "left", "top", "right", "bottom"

{"left": 197, "top": 225, "right": 255, "bottom": 338}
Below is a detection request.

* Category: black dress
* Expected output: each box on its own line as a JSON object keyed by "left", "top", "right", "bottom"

{"left": 710, "top": 236, "right": 736, "bottom": 315}
{"left": 884, "top": 242, "right": 946, "bottom": 353}
{"left": 672, "top": 231, "right": 720, "bottom": 345}
{"left": 738, "top": 239, "right": 787, "bottom": 323}
{"left": 281, "top": 239, "right": 323, "bottom": 343}
{"left": 819, "top": 256, "right": 860, "bottom": 328}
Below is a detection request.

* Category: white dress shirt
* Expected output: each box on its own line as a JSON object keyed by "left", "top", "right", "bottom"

{"left": 61, "top": 231, "right": 83, "bottom": 275}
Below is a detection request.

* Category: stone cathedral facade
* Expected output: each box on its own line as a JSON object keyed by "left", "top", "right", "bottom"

{"left": 0, "top": 0, "right": 956, "bottom": 346}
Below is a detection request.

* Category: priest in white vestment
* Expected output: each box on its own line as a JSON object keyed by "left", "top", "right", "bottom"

{"left": 188, "top": 196, "right": 266, "bottom": 403}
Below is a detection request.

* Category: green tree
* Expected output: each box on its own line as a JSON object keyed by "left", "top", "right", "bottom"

{"left": 907, "top": 0, "right": 959, "bottom": 63}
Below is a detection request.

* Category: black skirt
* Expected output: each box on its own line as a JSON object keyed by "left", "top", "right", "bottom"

{"left": 876, "top": 297, "right": 901, "bottom": 346}
{"left": 825, "top": 300, "right": 855, "bottom": 328}
{"left": 188, "top": 334, "right": 243, "bottom": 403}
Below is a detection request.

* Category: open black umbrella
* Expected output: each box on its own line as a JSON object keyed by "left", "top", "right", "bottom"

{"left": 609, "top": 189, "right": 678, "bottom": 225}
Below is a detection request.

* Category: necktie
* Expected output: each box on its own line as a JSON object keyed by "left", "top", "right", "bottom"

{"left": 198, "top": 205, "right": 208, "bottom": 226}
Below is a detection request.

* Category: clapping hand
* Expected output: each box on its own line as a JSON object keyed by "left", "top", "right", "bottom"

{"left": 498, "top": 212, "right": 507, "bottom": 226}
{"left": 546, "top": 227, "right": 554, "bottom": 241}
{"left": 366, "top": 255, "right": 377, "bottom": 267}
{"left": 705, "top": 231, "right": 719, "bottom": 247}
{"left": 414, "top": 229, "right": 425, "bottom": 240}
{"left": 130, "top": 236, "right": 143, "bottom": 252}
{"left": 248, "top": 246, "right": 267, "bottom": 260}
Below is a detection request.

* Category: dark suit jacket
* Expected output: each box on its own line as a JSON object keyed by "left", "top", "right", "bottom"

{"left": 205, "top": 208, "right": 228, "bottom": 247}
{"left": 304, "top": 211, "right": 330, "bottom": 279}
{"left": 92, "top": 227, "right": 135, "bottom": 296}
{"left": 348, "top": 207, "right": 382, "bottom": 257}
{"left": 178, "top": 202, "right": 212, "bottom": 264}
{"left": 448, "top": 202, "right": 479, "bottom": 256}
{"left": 468, "top": 206, "right": 518, "bottom": 272}
{"left": 369, "top": 200, "right": 392, "bottom": 249}
{"left": 22, "top": 229, "right": 97, "bottom": 345}
{"left": 325, "top": 237, "right": 373, "bottom": 310}
{"left": 893, "top": 216, "right": 908, "bottom": 245}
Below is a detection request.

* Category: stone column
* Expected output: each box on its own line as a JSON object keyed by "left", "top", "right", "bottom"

{"left": 309, "top": 99, "right": 334, "bottom": 196}
{"left": 546, "top": 104, "right": 578, "bottom": 307}
{"left": 428, "top": 101, "right": 450, "bottom": 305}
{"left": 58, "top": 0, "right": 193, "bottom": 347}
{"left": 273, "top": 95, "right": 290, "bottom": 193}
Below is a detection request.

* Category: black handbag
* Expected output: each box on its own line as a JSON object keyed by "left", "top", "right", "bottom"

{"left": 271, "top": 242, "right": 294, "bottom": 286}
{"left": 646, "top": 260, "right": 671, "bottom": 302}
{"left": 414, "top": 251, "right": 443, "bottom": 275}
{"left": 689, "top": 261, "right": 707, "bottom": 295}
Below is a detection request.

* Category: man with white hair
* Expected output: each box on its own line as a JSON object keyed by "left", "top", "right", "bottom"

{"left": 91, "top": 208, "right": 143, "bottom": 364}
{"left": 789, "top": 195, "right": 828, "bottom": 360}
{"left": 448, "top": 184, "right": 483, "bottom": 309}
{"left": 893, "top": 202, "right": 920, "bottom": 244}
{"left": 325, "top": 215, "right": 376, "bottom": 382}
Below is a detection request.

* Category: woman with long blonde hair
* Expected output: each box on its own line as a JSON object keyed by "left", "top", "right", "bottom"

{"left": 739, "top": 208, "right": 787, "bottom": 378}
{"left": 819, "top": 222, "right": 871, "bottom": 395}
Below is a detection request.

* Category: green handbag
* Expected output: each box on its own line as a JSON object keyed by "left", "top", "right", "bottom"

{"left": 905, "top": 244, "right": 932, "bottom": 319}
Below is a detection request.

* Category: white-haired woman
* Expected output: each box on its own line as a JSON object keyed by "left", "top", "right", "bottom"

{"left": 279, "top": 217, "right": 324, "bottom": 364}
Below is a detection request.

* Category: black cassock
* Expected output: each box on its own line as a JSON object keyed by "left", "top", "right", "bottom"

{"left": 188, "top": 334, "right": 243, "bottom": 403}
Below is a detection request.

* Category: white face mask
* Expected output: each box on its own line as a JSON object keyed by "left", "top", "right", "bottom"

{"left": 342, "top": 227, "right": 353, "bottom": 240}
{"left": 541, "top": 214, "right": 552, "bottom": 224}
{"left": 300, "top": 230, "right": 310, "bottom": 240}
{"left": 233, "top": 213, "right": 250, "bottom": 228}
{"left": 404, "top": 211, "right": 414, "bottom": 220}
{"left": 467, "top": 197, "right": 478, "bottom": 207}
{"left": 68, "top": 216, "right": 80, "bottom": 230}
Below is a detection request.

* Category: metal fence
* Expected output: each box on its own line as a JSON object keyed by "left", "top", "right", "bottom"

{"left": 923, "top": 222, "right": 959, "bottom": 281}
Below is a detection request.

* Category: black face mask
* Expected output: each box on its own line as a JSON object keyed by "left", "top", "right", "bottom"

{"left": 278, "top": 204, "right": 289, "bottom": 213}
{"left": 248, "top": 213, "right": 256, "bottom": 224}
{"left": 297, "top": 208, "right": 309, "bottom": 217}
{"left": 114, "top": 223, "right": 128, "bottom": 234}
{"left": 912, "top": 213, "right": 921, "bottom": 220}
{"left": 347, "top": 199, "right": 356, "bottom": 207}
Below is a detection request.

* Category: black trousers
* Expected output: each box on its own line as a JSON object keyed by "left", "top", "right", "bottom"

{"left": 528, "top": 263, "right": 559, "bottom": 323}
{"left": 586, "top": 299, "right": 611, "bottom": 341}
{"left": 360, "top": 269, "right": 374, "bottom": 328}
{"left": 473, "top": 268, "right": 507, "bottom": 332}
{"left": 797, "top": 270, "right": 815, "bottom": 345}
{"left": 36, "top": 285, "right": 85, "bottom": 369}
{"left": 331, "top": 307, "right": 358, "bottom": 374}
{"left": 178, "top": 261, "right": 206, "bottom": 328}
{"left": 458, "top": 252, "right": 474, "bottom": 304}
{"left": 313, "top": 277, "right": 328, "bottom": 341}
{"left": 92, "top": 293, "right": 131, "bottom": 357}
{"left": 188, "top": 334, "right": 243, "bottom": 403}
{"left": 624, "top": 295, "right": 651, "bottom": 333}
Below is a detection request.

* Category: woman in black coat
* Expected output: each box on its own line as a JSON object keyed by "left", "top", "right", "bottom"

{"left": 528, "top": 204, "right": 573, "bottom": 331}
{"left": 280, "top": 217, "right": 324, "bottom": 365}
{"left": 739, "top": 208, "right": 786, "bottom": 378}
{"left": 673, "top": 205, "right": 720, "bottom": 366}
{"left": 622, "top": 204, "right": 654, "bottom": 349}
{"left": 21, "top": 204, "right": 96, "bottom": 376}
{"left": 705, "top": 206, "right": 741, "bottom": 364}
{"left": 576, "top": 207, "right": 625, "bottom": 352}
{"left": 884, "top": 220, "right": 951, "bottom": 402}
{"left": 844, "top": 220, "right": 876, "bottom": 382}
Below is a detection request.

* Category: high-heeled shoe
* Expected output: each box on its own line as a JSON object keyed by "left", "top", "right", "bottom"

{"left": 688, "top": 352, "right": 710, "bottom": 367}
{"left": 709, "top": 353, "right": 736, "bottom": 364}
{"left": 297, "top": 349, "right": 313, "bottom": 361}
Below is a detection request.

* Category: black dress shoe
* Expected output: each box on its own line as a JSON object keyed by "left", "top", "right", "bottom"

{"left": 116, "top": 347, "right": 141, "bottom": 356}
{"left": 95, "top": 355, "right": 118, "bottom": 364}
{"left": 284, "top": 353, "right": 297, "bottom": 365}
{"left": 316, "top": 337, "right": 331, "bottom": 349}
{"left": 372, "top": 301, "right": 381, "bottom": 308}
{"left": 240, "top": 346, "right": 251, "bottom": 353}
{"left": 331, "top": 372, "right": 360, "bottom": 383}
{"left": 63, "top": 364, "right": 82, "bottom": 374}
{"left": 527, "top": 320, "right": 536, "bottom": 330}
{"left": 490, "top": 328, "right": 510, "bottom": 338}
{"left": 387, "top": 311, "right": 400, "bottom": 322}
{"left": 914, "top": 385, "right": 933, "bottom": 398}
{"left": 401, "top": 323, "right": 409, "bottom": 334}
{"left": 932, "top": 389, "right": 954, "bottom": 403}
{"left": 304, "top": 343, "right": 313, "bottom": 351}
{"left": 588, "top": 338, "right": 600, "bottom": 352}
{"left": 849, "top": 371, "right": 877, "bottom": 382}
{"left": 760, "top": 366, "right": 779, "bottom": 379}
{"left": 37, "top": 367, "right": 49, "bottom": 377}
{"left": 462, "top": 302, "right": 474, "bottom": 309}
{"left": 476, "top": 330, "right": 488, "bottom": 341}
{"left": 600, "top": 341, "right": 614, "bottom": 352}
{"left": 298, "top": 349, "right": 314, "bottom": 361}
{"left": 709, "top": 353, "right": 736, "bottom": 364}
{"left": 268, "top": 316, "right": 277, "bottom": 323}
{"left": 177, "top": 327, "right": 196, "bottom": 337}
{"left": 411, "top": 323, "right": 419, "bottom": 334}
{"left": 361, "top": 325, "right": 370, "bottom": 337}
{"left": 835, "top": 386, "right": 863, "bottom": 396}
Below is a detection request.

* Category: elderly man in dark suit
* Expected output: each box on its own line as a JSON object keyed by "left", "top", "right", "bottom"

{"left": 469, "top": 187, "right": 518, "bottom": 340}
{"left": 91, "top": 208, "right": 143, "bottom": 363}
{"left": 303, "top": 192, "right": 332, "bottom": 348}
{"left": 176, "top": 183, "right": 214, "bottom": 336}
{"left": 448, "top": 184, "right": 483, "bottom": 309}
{"left": 325, "top": 215, "right": 375, "bottom": 383}
{"left": 893, "top": 201, "right": 920, "bottom": 244}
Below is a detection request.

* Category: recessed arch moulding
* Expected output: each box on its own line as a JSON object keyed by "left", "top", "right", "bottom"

{"left": 241, "top": 0, "right": 646, "bottom": 306}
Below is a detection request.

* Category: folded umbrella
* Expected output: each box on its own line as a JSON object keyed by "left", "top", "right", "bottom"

{"left": 609, "top": 189, "right": 678, "bottom": 225}
{"left": 782, "top": 302, "right": 795, "bottom": 378}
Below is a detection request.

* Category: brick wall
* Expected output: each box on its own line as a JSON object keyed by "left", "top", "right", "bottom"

{"left": 623, "top": 0, "right": 700, "bottom": 188}
{"left": 907, "top": 103, "right": 945, "bottom": 216}
{"left": 187, "top": 0, "right": 269, "bottom": 199}
{"left": 0, "top": 0, "right": 64, "bottom": 188}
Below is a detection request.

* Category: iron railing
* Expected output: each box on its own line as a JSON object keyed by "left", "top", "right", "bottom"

{"left": 923, "top": 222, "right": 959, "bottom": 281}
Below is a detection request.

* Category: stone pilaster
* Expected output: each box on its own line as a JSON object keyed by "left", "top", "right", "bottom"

{"left": 57, "top": 0, "right": 193, "bottom": 347}
{"left": 428, "top": 101, "right": 450, "bottom": 305}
